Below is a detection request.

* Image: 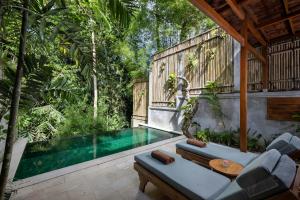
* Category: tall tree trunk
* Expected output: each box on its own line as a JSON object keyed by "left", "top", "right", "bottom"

{"left": 0, "top": 0, "right": 29, "bottom": 199}
{"left": 91, "top": 31, "right": 98, "bottom": 121}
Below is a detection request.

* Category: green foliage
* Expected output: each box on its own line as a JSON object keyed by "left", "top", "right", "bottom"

{"left": 160, "top": 62, "right": 166, "bottom": 73}
{"left": 18, "top": 105, "right": 64, "bottom": 142}
{"left": 195, "top": 129, "right": 209, "bottom": 143}
{"left": 293, "top": 113, "right": 300, "bottom": 120}
{"left": 186, "top": 52, "right": 198, "bottom": 71}
{"left": 168, "top": 101, "right": 176, "bottom": 108}
{"left": 165, "top": 73, "right": 177, "bottom": 94}
{"left": 203, "top": 81, "right": 225, "bottom": 127}
{"left": 292, "top": 113, "right": 300, "bottom": 132}
{"left": 0, "top": 0, "right": 217, "bottom": 143}
{"left": 181, "top": 97, "right": 198, "bottom": 124}
{"left": 195, "top": 128, "right": 266, "bottom": 152}
{"left": 57, "top": 98, "right": 127, "bottom": 137}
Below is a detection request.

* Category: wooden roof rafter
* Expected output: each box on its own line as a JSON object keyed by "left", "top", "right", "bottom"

{"left": 258, "top": 11, "right": 300, "bottom": 29}
{"left": 281, "top": 0, "right": 295, "bottom": 35}
{"left": 225, "top": 0, "right": 267, "bottom": 46}
{"left": 189, "top": 0, "right": 245, "bottom": 46}
{"left": 190, "top": 0, "right": 267, "bottom": 64}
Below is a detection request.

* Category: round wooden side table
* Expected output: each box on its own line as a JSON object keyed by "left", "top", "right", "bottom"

{"left": 209, "top": 159, "right": 244, "bottom": 178}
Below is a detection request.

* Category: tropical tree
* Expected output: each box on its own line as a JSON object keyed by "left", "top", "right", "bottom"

{"left": 0, "top": 0, "right": 137, "bottom": 197}
{"left": 0, "top": 0, "right": 29, "bottom": 198}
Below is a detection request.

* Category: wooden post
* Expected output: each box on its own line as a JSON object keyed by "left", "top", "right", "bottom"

{"left": 262, "top": 46, "right": 269, "bottom": 90}
{"left": 240, "top": 17, "right": 248, "bottom": 152}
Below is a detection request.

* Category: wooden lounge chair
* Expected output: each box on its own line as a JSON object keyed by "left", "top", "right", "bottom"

{"left": 134, "top": 149, "right": 300, "bottom": 200}
{"left": 176, "top": 132, "right": 300, "bottom": 168}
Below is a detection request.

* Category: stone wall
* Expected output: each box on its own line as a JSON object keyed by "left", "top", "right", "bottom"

{"left": 148, "top": 91, "right": 300, "bottom": 140}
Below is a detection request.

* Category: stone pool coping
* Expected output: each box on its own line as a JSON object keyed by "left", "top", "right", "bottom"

{"left": 138, "top": 123, "right": 182, "bottom": 135}
{"left": 0, "top": 138, "right": 27, "bottom": 182}
{"left": 13, "top": 135, "right": 185, "bottom": 190}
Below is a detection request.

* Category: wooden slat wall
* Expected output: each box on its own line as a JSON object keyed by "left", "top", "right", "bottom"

{"left": 267, "top": 97, "right": 300, "bottom": 121}
{"left": 248, "top": 48, "right": 263, "bottom": 91}
{"left": 132, "top": 81, "right": 148, "bottom": 119}
{"left": 186, "top": 32, "right": 234, "bottom": 95}
{"left": 152, "top": 30, "right": 300, "bottom": 108}
{"left": 248, "top": 38, "right": 300, "bottom": 92}
{"left": 152, "top": 28, "right": 234, "bottom": 107}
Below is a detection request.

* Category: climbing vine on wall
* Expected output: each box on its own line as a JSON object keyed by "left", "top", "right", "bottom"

{"left": 203, "top": 81, "right": 225, "bottom": 128}
{"left": 180, "top": 35, "right": 225, "bottom": 138}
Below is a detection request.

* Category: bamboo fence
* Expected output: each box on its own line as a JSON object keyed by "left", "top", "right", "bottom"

{"left": 147, "top": 29, "right": 300, "bottom": 108}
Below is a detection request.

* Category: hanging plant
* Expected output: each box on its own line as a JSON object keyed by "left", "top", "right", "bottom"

{"left": 165, "top": 73, "right": 177, "bottom": 94}
{"left": 218, "top": 31, "right": 227, "bottom": 39}
{"left": 186, "top": 52, "right": 198, "bottom": 71}
{"left": 206, "top": 49, "right": 216, "bottom": 61}
{"left": 160, "top": 62, "right": 166, "bottom": 74}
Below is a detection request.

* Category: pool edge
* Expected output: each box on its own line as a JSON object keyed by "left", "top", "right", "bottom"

{"left": 138, "top": 123, "right": 182, "bottom": 135}
{"left": 13, "top": 135, "right": 185, "bottom": 190}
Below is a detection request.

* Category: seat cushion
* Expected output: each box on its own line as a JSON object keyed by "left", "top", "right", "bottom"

{"left": 272, "top": 155, "right": 296, "bottom": 188}
{"left": 266, "top": 132, "right": 294, "bottom": 154}
{"left": 176, "top": 141, "right": 258, "bottom": 166}
{"left": 215, "top": 181, "right": 248, "bottom": 200}
{"left": 236, "top": 149, "right": 281, "bottom": 188}
{"left": 135, "top": 150, "right": 231, "bottom": 200}
{"left": 235, "top": 150, "right": 296, "bottom": 199}
{"left": 290, "top": 136, "right": 300, "bottom": 150}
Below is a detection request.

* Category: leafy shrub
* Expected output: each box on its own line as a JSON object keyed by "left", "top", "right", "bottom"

{"left": 57, "top": 97, "right": 127, "bottom": 137}
{"left": 18, "top": 105, "right": 64, "bottom": 142}
{"left": 195, "top": 128, "right": 266, "bottom": 152}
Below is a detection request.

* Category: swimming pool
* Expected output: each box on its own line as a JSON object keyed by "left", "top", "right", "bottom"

{"left": 14, "top": 127, "right": 178, "bottom": 180}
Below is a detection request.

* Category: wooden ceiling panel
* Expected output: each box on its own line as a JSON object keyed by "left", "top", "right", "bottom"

{"left": 263, "top": 22, "right": 290, "bottom": 39}
{"left": 292, "top": 17, "right": 300, "bottom": 34}
{"left": 287, "top": 0, "right": 300, "bottom": 13}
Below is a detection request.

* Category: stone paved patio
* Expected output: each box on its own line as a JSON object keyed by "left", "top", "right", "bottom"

{"left": 11, "top": 137, "right": 185, "bottom": 200}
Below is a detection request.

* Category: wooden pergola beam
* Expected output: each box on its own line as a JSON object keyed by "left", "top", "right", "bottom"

{"left": 289, "top": 19, "right": 296, "bottom": 35}
{"left": 242, "top": 4, "right": 269, "bottom": 43}
{"left": 240, "top": 17, "right": 248, "bottom": 152}
{"left": 262, "top": 46, "right": 269, "bottom": 90}
{"left": 258, "top": 11, "right": 300, "bottom": 29}
{"left": 248, "top": 45, "right": 266, "bottom": 64}
{"left": 225, "top": 0, "right": 245, "bottom": 20}
{"left": 248, "top": 20, "right": 267, "bottom": 46}
{"left": 283, "top": 0, "right": 289, "bottom": 13}
{"left": 281, "top": 0, "right": 295, "bottom": 35}
{"left": 189, "top": 0, "right": 245, "bottom": 46}
{"left": 226, "top": 0, "right": 267, "bottom": 46}
{"left": 225, "top": 0, "right": 267, "bottom": 46}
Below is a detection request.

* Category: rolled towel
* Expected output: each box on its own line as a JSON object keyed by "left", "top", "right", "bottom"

{"left": 151, "top": 150, "right": 175, "bottom": 164}
{"left": 187, "top": 138, "right": 206, "bottom": 147}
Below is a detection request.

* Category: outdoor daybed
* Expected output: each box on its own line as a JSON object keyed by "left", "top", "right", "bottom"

{"left": 176, "top": 132, "right": 300, "bottom": 167}
{"left": 134, "top": 149, "right": 300, "bottom": 200}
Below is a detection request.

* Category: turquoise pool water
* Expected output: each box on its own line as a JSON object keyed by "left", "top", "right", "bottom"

{"left": 14, "top": 127, "right": 178, "bottom": 180}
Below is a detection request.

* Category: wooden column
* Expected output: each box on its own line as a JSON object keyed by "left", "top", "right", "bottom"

{"left": 262, "top": 46, "right": 269, "bottom": 90}
{"left": 240, "top": 17, "right": 248, "bottom": 152}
